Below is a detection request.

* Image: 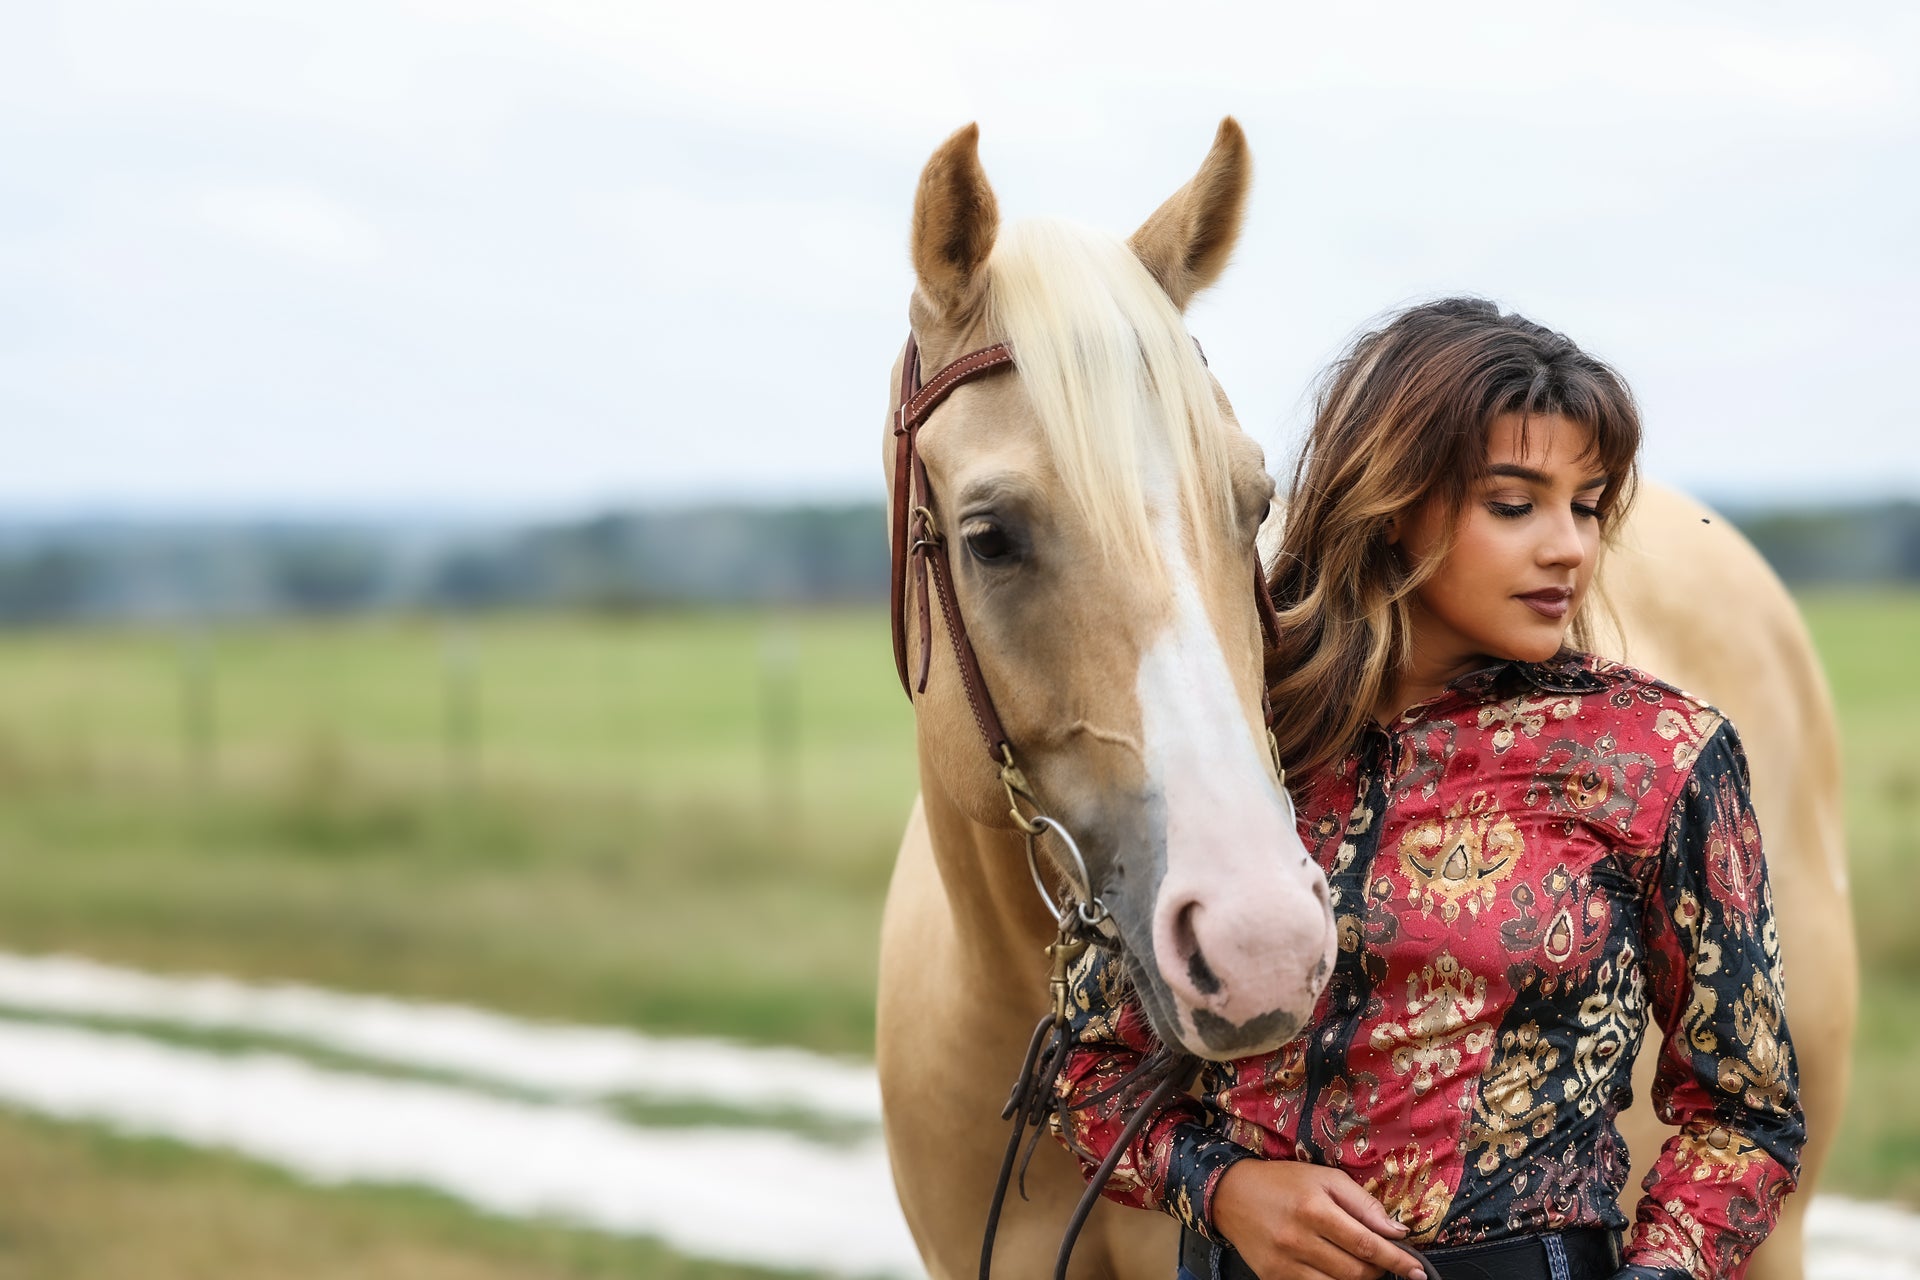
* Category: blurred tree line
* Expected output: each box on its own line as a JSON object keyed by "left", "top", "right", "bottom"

{"left": 0, "top": 500, "right": 1913, "bottom": 625}
{"left": 1727, "top": 502, "right": 1920, "bottom": 585}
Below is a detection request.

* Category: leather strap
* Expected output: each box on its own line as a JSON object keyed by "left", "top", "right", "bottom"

{"left": 889, "top": 333, "right": 1018, "bottom": 763}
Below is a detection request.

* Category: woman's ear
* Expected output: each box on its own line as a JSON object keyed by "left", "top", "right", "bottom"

{"left": 1384, "top": 515, "right": 1402, "bottom": 546}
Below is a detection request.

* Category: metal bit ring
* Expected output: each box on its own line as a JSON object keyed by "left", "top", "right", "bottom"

{"left": 1025, "top": 815, "right": 1108, "bottom": 929}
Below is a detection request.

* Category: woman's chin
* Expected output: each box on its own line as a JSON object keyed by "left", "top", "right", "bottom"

{"left": 1495, "top": 628, "right": 1570, "bottom": 664}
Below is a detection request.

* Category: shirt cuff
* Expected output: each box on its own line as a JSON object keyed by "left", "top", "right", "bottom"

{"left": 1165, "top": 1124, "right": 1258, "bottom": 1243}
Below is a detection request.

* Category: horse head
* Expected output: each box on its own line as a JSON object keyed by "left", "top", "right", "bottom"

{"left": 887, "top": 119, "right": 1334, "bottom": 1060}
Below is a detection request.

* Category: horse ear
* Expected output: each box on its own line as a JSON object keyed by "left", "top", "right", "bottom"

{"left": 910, "top": 123, "right": 999, "bottom": 322}
{"left": 1130, "top": 117, "right": 1250, "bottom": 311}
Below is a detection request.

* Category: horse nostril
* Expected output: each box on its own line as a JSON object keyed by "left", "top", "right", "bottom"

{"left": 1173, "top": 901, "right": 1222, "bottom": 997}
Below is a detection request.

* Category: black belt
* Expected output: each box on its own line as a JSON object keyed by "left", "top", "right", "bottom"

{"left": 1179, "top": 1225, "right": 1621, "bottom": 1280}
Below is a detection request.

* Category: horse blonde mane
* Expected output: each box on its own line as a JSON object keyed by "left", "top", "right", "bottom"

{"left": 984, "top": 218, "right": 1239, "bottom": 581}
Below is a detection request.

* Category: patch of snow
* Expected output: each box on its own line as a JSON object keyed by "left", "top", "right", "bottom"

{"left": 0, "top": 952, "right": 879, "bottom": 1123}
{"left": 1808, "top": 1196, "right": 1920, "bottom": 1280}
{"left": 0, "top": 1019, "right": 918, "bottom": 1277}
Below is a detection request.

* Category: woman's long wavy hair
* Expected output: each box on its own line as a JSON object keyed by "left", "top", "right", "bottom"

{"left": 1266, "top": 298, "right": 1642, "bottom": 775}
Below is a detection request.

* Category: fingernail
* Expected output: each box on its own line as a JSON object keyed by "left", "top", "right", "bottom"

{"left": 1411, "top": 1271, "right": 1426, "bottom": 1280}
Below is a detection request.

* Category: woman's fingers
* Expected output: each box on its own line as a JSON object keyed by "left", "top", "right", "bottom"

{"left": 1296, "top": 1230, "right": 1400, "bottom": 1280}
{"left": 1324, "top": 1177, "right": 1409, "bottom": 1239}
{"left": 1320, "top": 1181, "right": 1426, "bottom": 1278}
{"left": 1316, "top": 1215, "right": 1427, "bottom": 1280}
{"left": 1242, "top": 1209, "right": 1386, "bottom": 1280}
{"left": 1215, "top": 1159, "right": 1428, "bottom": 1280}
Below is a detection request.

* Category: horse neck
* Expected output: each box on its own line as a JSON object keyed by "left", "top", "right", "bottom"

{"left": 917, "top": 760, "right": 1060, "bottom": 984}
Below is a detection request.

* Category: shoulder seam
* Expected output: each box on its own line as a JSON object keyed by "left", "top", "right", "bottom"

{"left": 1587, "top": 656, "right": 1728, "bottom": 722}
{"left": 1648, "top": 717, "right": 1735, "bottom": 861}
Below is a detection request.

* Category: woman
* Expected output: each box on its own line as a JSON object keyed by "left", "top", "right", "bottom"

{"left": 1053, "top": 299, "right": 1804, "bottom": 1280}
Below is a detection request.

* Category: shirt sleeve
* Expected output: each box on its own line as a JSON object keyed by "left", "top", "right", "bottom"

{"left": 1616, "top": 721, "right": 1805, "bottom": 1280}
{"left": 1050, "top": 941, "right": 1257, "bottom": 1241}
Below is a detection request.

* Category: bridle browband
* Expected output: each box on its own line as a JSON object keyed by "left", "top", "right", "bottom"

{"left": 887, "top": 329, "right": 1317, "bottom": 1280}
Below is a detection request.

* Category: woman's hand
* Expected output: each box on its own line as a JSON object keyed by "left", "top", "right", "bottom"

{"left": 1212, "top": 1158, "right": 1428, "bottom": 1280}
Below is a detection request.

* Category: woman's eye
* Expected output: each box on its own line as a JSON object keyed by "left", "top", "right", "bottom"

{"left": 1573, "top": 502, "right": 1603, "bottom": 521}
{"left": 1488, "top": 501, "right": 1531, "bottom": 519}
{"left": 963, "top": 521, "right": 1014, "bottom": 564}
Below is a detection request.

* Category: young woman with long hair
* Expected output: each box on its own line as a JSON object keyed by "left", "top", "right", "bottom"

{"left": 1054, "top": 298, "right": 1803, "bottom": 1280}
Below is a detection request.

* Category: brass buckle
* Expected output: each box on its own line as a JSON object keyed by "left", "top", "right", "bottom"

{"left": 909, "top": 505, "right": 942, "bottom": 553}
{"left": 999, "top": 745, "right": 1042, "bottom": 835}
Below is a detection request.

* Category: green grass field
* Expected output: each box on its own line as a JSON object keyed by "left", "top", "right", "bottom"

{"left": 0, "top": 593, "right": 1913, "bottom": 1272}
{"left": 0, "top": 610, "right": 912, "bottom": 1055}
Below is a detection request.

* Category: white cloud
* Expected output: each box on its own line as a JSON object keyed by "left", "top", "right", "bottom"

{"left": 196, "top": 186, "right": 383, "bottom": 265}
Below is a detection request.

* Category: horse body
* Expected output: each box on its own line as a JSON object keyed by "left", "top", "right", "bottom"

{"left": 876, "top": 122, "right": 1852, "bottom": 1280}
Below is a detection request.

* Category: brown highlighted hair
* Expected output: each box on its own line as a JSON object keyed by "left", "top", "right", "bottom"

{"left": 1266, "top": 297, "right": 1641, "bottom": 774}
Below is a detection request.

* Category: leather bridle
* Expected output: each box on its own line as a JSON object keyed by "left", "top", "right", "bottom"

{"left": 889, "top": 333, "right": 1020, "bottom": 764}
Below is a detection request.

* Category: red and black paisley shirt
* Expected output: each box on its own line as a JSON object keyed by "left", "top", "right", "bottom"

{"left": 1054, "top": 652, "right": 1803, "bottom": 1280}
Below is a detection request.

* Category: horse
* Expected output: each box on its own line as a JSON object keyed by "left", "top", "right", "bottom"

{"left": 873, "top": 118, "right": 1854, "bottom": 1280}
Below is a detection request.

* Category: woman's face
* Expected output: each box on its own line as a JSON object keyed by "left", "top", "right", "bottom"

{"left": 1395, "top": 411, "right": 1608, "bottom": 671}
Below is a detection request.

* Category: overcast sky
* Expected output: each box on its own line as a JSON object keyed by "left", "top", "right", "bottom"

{"left": 2, "top": 1, "right": 1916, "bottom": 516}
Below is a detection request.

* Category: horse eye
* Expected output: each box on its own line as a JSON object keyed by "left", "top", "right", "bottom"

{"left": 963, "top": 520, "right": 1014, "bottom": 565}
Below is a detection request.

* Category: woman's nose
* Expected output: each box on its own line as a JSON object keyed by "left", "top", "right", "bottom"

{"left": 1539, "top": 511, "right": 1587, "bottom": 567}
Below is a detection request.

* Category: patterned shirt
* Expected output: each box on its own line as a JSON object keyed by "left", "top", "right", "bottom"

{"left": 1054, "top": 652, "right": 1803, "bottom": 1280}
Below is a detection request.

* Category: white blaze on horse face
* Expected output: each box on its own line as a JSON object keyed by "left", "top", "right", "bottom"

{"left": 1135, "top": 489, "right": 1334, "bottom": 1056}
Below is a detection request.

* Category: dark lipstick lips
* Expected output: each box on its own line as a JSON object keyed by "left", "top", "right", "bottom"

{"left": 1518, "top": 587, "right": 1573, "bottom": 618}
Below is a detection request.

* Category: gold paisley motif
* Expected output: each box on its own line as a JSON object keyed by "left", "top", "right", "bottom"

{"left": 1719, "top": 970, "right": 1794, "bottom": 1112}
{"left": 1476, "top": 693, "right": 1578, "bottom": 754}
{"left": 1671, "top": 890, "right": 1724, "bottom": 1055}
{"left": 1466, "top": 1020, "right": 1562, "bottom": 1172}
{"left": 1638, "top": 1199, "right": 1709, "bottom": 1276}
{"left": 1543, "top": 908, "right": 1575, "bottom": 964}
{"left": 1397, "top": 790, "right": 1523, "bottom": 923}
{"left": 1653, "top": 705, "right": 1722, "bottom": 772}
{"left": 1364, "top": 1142, "right": 1452, "bottom": 1243}
{"left": 1369, "top": 952, "right": 1494, "bottom": 1095}
{"left": 1328, "top": 836, "right": 1362, "bottom": 911}
{"left": 1565, "top": 942, "right": 1646, "bottom": 1117}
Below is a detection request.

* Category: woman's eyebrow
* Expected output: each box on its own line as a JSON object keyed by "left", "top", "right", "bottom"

{"left": 1486, "top": 463, "right": 1610, "bottom": 490}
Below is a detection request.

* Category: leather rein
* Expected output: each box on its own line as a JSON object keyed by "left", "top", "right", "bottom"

{"left": 888, "top": 331, "right": 1300, "bottom": 1280}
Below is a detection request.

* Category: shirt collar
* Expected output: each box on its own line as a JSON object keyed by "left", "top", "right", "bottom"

{"left": 1388, "top": 650, "right": 1608, "bottom": 729}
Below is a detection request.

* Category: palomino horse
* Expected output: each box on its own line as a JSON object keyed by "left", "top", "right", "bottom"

{"left": 874, "top": 119, "right": 1854, "bottom": 1280}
